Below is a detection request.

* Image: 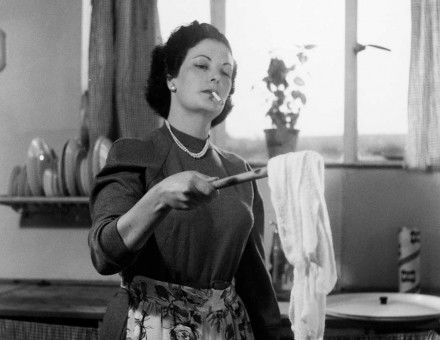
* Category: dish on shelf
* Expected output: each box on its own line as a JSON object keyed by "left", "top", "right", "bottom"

{"left": 90, "top": 136, "right": 112, "bottom": 180}
{"left": 43, "top": 149, "right": 60, "bottom": 197}
{"left": 57, "top": 140, "right": 69, "bottom": 197}
{"left": 63, "top": 138, "right": 86, "bottom": 197}
{"left": 24, "top": 169, "right": 32, "bottom": 196}
{"left": 42, "top": 168, "right": 53, "bottom": 197}
{"left": 43, "top": 168, "right": 60, "bottom": 197}
{"left": 26, "top": 138, "right": 55, "bottom": 196}
{"left": 16, "top": 165, "right": 29, "bottom": 197}
{"left": 75, "top": 148, "right": 89, "bottom": 196}
{"left": 77, "top": 154, "right": 85, "bottom": 196}
{"left": 87, "top": 149, "right": 94, "bottom": 192}
{"left": 79, "top": 91, "right": 89, "bottom": 148}
{"left": 326, "top": 292, "right": 440, "bottom": 322}
{"left": 83, "top": 151, "right": 93, "bottom": 196}
{"left": 7, "top": 165, "right": 21, "bottom": 196}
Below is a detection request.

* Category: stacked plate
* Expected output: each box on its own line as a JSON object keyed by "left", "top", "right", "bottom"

{"left": 26, "top": 137, "right": 56, "bottom": 196}
{"left": 62, "top": 138, "right": 85, "bottom": 196}
{"left": 90, "top": 136, "right": 113, "bottom": 180}
{"left": 7, "top": 135, "right": 113, "bottom": 197}
{"left": 6, "top": 91, "right": 114, "bottom": 197}
{"left": 77, "top": 150, "right": 92, "bottom": 196}
{"left": 79, "top": 91, "right": 89, "bottom": 148}
{"left": 8, "top": 165, "right": 31, "bottom": 197}
{"left": 7, "top": 166, "right": 21, "bottom": 196}
{"left": 58, "top": 136, "right": 112, "bottom": 197}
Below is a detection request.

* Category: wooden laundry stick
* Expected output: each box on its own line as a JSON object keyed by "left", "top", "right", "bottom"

{"left": 212, "top": 167, "right": 267, "bottom": 189}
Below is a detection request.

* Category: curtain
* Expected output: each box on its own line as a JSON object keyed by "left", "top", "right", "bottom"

{"left": 405, "top": 0, "right": 440, "bottom": 170}
{"left": 88, "top": 0, "right": 162, "bottom": 144}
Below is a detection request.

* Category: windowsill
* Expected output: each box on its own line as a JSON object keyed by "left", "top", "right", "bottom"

{"left": 324, "top": 161, "right": 404, "bottom": 169}
{"left": 249, "top": 160, "right": 405, "bottom": 170}
{"left": 251, "top": 160, "right": 440, "bottom": 171}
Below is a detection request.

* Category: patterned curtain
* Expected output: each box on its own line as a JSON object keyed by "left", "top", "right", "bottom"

{"left": 405, "top": 0, "right": 440, "bottom": 170}
{"left": 88, "top": 0, "right": 162, "bottom": 144}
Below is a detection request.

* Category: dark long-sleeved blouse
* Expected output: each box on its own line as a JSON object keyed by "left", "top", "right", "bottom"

{"left": 89, "top": 124, "right": 280, "bottom": 339}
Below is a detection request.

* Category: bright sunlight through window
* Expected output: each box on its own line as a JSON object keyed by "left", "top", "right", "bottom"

{"left": 157, "top": 0, "right": 410, "bottom": 163}
{"left": 225, "top": 0, "right": 345, "bottom": 162}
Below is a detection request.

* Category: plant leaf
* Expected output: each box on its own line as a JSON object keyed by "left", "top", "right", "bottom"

{"left": 293, "top": 77, "right": 305, "bottom": 86}
{"left": 291, "top": 90, "right": 307, "bottom": 104}
{"left": 297, "top": 52, "right": 308, "bottom": 63}
{"left": 266, "top": 58, "right": 289, "bottom": 87}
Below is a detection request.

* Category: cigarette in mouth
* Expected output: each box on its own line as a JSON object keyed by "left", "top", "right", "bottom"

{"left": 211, "top": 91, "right": 223, "bottom": 104}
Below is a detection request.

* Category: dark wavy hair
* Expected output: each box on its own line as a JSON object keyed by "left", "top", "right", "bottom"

{"left": 146, "top": 21, "right": 237, "bottom": 127}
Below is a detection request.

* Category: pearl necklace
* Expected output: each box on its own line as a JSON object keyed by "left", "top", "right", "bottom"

{"left": 165, "top": 120, "right": 210, "bottom": 159}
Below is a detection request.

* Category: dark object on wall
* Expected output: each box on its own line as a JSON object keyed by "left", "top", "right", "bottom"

{"left": 0, "top": 29, "right": 5, "bottom": 72}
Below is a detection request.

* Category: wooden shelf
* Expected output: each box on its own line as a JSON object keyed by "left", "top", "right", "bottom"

{"left": 0, "top": 196, "right": 89, "bottom": 206}
{"left": 0, "top": 196, "right": 91, "bottom": 227}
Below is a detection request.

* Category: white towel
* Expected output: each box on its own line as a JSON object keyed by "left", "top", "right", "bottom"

{"left": 267, "top": 151, "right": 337, "bottom": 340}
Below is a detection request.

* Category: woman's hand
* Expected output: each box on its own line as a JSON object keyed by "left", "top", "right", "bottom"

{"left": 156, "top": 171, "right": 219, "bottom": 210}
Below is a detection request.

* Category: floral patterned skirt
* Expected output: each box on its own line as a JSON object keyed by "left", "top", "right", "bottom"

{"left": 125, "top": 276, "right": 254, "bottom": 340}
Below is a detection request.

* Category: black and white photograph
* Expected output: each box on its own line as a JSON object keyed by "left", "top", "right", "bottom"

{"left": 0, "top": 1, "right": 440, "bottom": 339}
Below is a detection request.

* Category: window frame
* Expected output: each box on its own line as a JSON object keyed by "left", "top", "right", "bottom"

{"left": 209, "top": 0, "right": 228, "bottom": 149}
{"left": 344, "top": 0, "right": 358, "bottom": 163}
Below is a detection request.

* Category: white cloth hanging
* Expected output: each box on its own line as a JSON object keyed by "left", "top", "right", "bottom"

{"left": 267, "top": 151, "right": 337, "bottom": 340}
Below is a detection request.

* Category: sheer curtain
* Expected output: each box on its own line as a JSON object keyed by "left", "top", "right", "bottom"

{"left": 88, "top": 0, "right": 162, "bottom": 144}
{"left": 406, "top": 0, "right": 440, "bottom": 170}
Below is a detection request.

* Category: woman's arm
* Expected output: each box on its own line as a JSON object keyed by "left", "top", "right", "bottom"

{"left": 117, "top": 170, "right": 218, "bottom": 251}
{"left": 89, "top": 138, "right": 217, "bottom": 274}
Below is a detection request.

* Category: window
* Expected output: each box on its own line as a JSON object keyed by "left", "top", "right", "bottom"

{"left": 224, "top": 0, "right": 345, "bottom": 163}
{"left": 156, "top": 0, "right": 411, "bottom": 164}
{"left": 357, "top": 0, "right": 410, "bottom": 161}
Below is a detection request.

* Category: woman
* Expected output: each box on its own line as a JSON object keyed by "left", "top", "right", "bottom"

{"left": 89, "top": 21, "right": 281, "bottom": 340}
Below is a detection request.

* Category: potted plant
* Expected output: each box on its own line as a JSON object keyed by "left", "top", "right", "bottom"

{"left": 262, "top": 45, "right": 315, "bottom": 158}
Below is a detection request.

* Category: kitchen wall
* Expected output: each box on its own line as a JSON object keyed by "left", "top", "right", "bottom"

{"left": 2, "top": 1, "right": 440, "bottom": 292}
{"left": 0, "top": 0, "right": 102, "bottom": 281}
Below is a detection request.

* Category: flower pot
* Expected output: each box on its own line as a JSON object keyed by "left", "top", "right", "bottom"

{"left": 264, "top": 128, "right": 299, "bottom": 158}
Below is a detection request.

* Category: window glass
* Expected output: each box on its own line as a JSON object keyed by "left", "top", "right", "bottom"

{"left": 357, "top": 0, "right": 410, "bottom": 161}
{"left": 225, "top": 0, "right": 345, "bottom": 163}
{"left": 158, "top": 0, "right": 210, "bottom": 41}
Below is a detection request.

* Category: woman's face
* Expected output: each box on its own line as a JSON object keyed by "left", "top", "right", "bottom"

{"left": 168, "top": 39, "right": 234, "bottom": 120}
